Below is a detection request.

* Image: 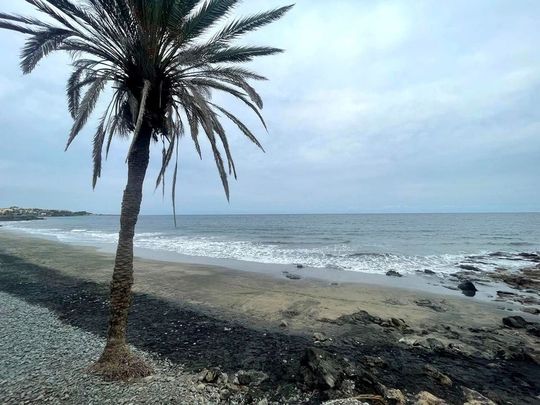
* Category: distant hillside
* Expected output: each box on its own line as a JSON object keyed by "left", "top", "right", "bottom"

{"left": 0, "top": 207, "right": 92, "bottom": 222}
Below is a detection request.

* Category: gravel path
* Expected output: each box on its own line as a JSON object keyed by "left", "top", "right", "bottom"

{"left": 0, "top": 292, "right": 222, "bottom": 404}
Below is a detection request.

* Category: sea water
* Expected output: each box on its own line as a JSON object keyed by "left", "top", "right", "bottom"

{"left": 2, "top": 213, "right": 539, "bottom": 275}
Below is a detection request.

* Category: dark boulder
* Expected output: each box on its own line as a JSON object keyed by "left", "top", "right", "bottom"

{"left": 301, "top": 348, "right": 344, "bottom": 389}
{"left": 386, "top": 270, "right": 403, "bottom": 277}
{"left": 458, "top": 280, "right": 477, "bottom": 296}
{"left": 459, "top": 264, "right": 482, "bottom": 271}
{"left": 502, "top": 316, "right": 528, "bottom": 329}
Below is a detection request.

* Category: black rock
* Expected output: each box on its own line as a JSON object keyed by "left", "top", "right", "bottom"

{"left": 301, "top": 347, "right": 343, "bottom": 389}
{"left": 459, "top": 264, "right": 482, "bottom": 271}
{"left": 458, "top": 280, "right": 477, "bottom": 297}
{"left": 526, "top": 324, "right": 540, "bottom": 337}
{"left": 285, "top": 273, "right": 301, "bottom": 280}
{"left": 296, "top": 264, "right": 305, "bottom": 269}
{"left": 502, "top": 316, "right": 528, "bottom": 329}
{"left": 424, "top": 269, "right": 437, "bottom": 275}
{"left": 497, "top": 291, "right": 517, "bottom": 299}
{"left": 386, "top": 270, "right": 403, "bottom": 277}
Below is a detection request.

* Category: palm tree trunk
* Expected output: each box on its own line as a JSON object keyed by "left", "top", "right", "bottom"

{"left": 93, "top": 124, "right": 153, "bottom": 379}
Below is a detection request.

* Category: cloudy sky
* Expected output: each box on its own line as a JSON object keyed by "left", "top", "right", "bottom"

{"left": 0, "top": 0, "right": 539, "bottom": 214}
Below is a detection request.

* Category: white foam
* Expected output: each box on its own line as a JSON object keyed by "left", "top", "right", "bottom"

{"left": 2, "top": 223, "right": 536, "bottom": 275}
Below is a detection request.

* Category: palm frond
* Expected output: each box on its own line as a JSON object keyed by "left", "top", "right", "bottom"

{"left": 0, "top": 0, "right": 293, "bottom": 203}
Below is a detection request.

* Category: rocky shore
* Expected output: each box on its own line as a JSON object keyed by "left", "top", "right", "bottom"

{"left": 0, "top": 206, "right": 91, "bottom": 222}
{"left": 0, "top": 232, "right": 538, "bottom": 404}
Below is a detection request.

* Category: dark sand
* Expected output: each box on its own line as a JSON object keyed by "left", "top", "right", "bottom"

{"left": 0, "top": 231, "right": 539, "bottom": 403}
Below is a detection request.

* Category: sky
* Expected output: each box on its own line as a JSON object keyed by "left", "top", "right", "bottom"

{"left": 0, "top": 0, "right": 539, "bottom": 215}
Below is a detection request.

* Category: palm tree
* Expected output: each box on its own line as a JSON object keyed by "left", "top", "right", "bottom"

{"left": 0, "top": 0, "right": 291, "bottom": 379}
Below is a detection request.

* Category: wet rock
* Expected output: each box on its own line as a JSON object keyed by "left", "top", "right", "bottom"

{"left": 424, "top": 269, "right": 437, "bottom": 275}
{"left": 235, "top": 370, "right": 268, "bottom": 386}
{"left": 322, "top": 399, "right": 368, "bottom": 405}
{"left": 280, "top": 320, "right": 289, "bottom": 328}
{"left": 460, "top": 264, "right": 482, "bottom": 271}
{"left": 462, "top": 387, "right": 496, "bottom": 405}
{"left": 386, "top": 270, "right": 403, "bottom": 277}
{"left": 526, "top": 324, "right": 540, "bottom": 337}
{"left": 414, "top": 391, "right": 447, "bottom": 405}
{"left": 502, "top": 316, "right": 528, "bottom": 329}
{"left": 423, "top": 364, "right": 452, "bottom": 387}
{"left": 496, "top": 291, "right": 516, "bottom": 299}
{"left": 518, "top": 252, "right": 540, "bottom": 262}
{"left": 314, "top": 332, "right": 327, "bottom": 342}
{"left": 285, "top": 273, "right": 302, "bottom": 280}
{"left": 523, "top": 307, "right": 540, "bottom": 315}
{"left": 458, "top": 280, "right": 477, "bottom": 296}
{"left": 296, "top": 264, "right": 305, "bottom": 269}
{"left": 489, "top": 271, "right": 540, "bottom": 291}
{"left": 415, "top": 299, "right": 448, "bottom": 313}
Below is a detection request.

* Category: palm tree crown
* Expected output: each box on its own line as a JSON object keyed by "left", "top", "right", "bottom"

{"left": 1, "top": 0, "right": 291, "bottom": 204}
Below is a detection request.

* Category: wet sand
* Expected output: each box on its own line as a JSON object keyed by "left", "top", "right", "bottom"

{"left": 0, "top": 231, "right": 539, "bottom": 403}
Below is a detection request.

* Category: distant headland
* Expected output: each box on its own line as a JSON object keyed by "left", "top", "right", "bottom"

{"left": 0, "top": 206, "right": 92, "bottom": 222}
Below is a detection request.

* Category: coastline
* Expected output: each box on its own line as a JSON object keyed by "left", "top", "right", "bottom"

{"left": 0, "top": 230, "right": 539, "bottom": 403}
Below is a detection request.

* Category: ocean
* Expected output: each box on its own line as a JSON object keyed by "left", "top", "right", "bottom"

{"left": 1, "top": 213, "right": 539, "bottom": 276}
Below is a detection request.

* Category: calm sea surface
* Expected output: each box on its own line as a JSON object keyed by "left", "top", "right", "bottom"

{"left": 2, "top": 213, "right": 539, "bottom": 275}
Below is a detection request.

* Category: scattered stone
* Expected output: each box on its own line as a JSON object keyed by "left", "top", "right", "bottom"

{"left": 419, "top": 338, "right": 446, "bottom": 351}
{"left": 314, "top": 332, "right": 327, "bottom": 342}
{"left": 280, "top": 320, "right": 289, "bottom": 328}
{"left": 322, "top": 399, "right": 369, "bottom": 405}
{"left": 398, "top": 337, "right": 418, "bottom": 346}
{"left": 423, "top": 364, "right": 452, "bottom": 386}
{"left": 386, "top": 270, "right": 403, "bottom": 277}
{"left": 502, "top": 316, "right": 528, "bottom": 329}
{"left": 462, "top": 387, "right": 496, "bottom": 405}
{"left": 363, "top": 356, "right": 387, "bottom": 368}
{"left": 257, "top": 399, "right": 269, "bottom": 405}
{"left": 196, "top": 383, "right": 206, "bottom": 391}
{"left": 199, "top": 367, "right": 222, "bottom": 383}
{"left": 414, "top": 391, "right": 447, "bottom": 405}
{"left": 415, "top": 299, "right": 448, "bottom": 313}
{"left": 458, "top": 280, "right": 477, "bottom": 296}
{"left": 285, "top": 273, "right": 302, "bottom": 280}
{"left": 384, "top": 388, "right": 406, "bottom": 405}
{"left": 235, "top": 370, "right": 269, "bottom": 386}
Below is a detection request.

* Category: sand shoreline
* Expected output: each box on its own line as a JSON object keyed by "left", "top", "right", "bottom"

{"left": 0, "top": 231, "right": 539, "bottom": 403}
{"left": 0, "top": 227, "right": 532, "bottom": 307}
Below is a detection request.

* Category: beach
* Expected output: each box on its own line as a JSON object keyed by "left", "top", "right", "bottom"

{"left": 0, "top": 230, "right": 539, "bottom": 404}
